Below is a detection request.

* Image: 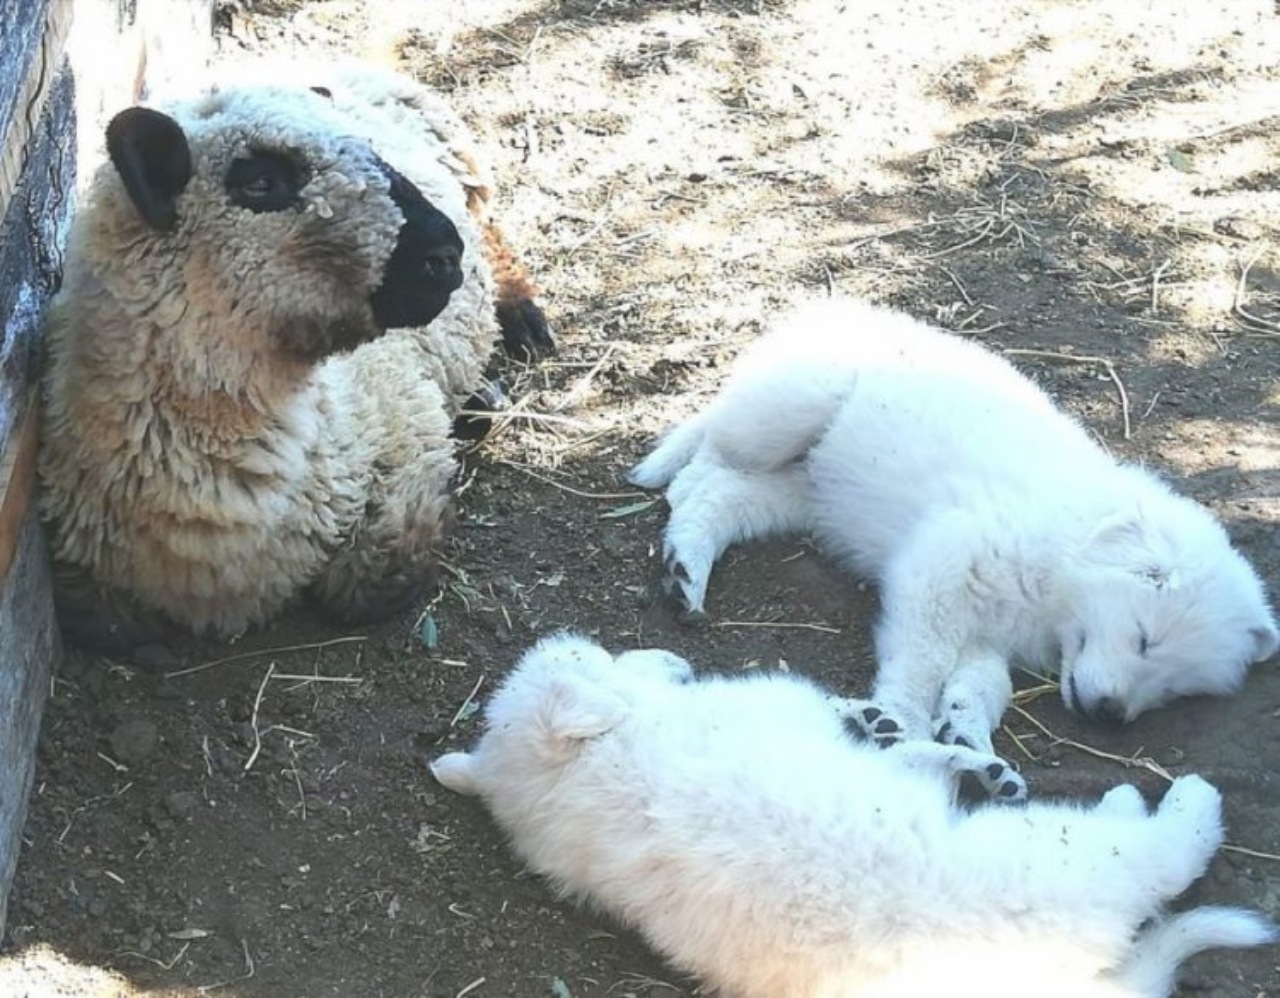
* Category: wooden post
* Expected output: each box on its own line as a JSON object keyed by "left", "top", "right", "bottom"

{"left": 0, "top": 0, "right": 213, "bottom": 937}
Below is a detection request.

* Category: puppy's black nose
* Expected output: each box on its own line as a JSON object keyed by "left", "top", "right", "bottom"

{"left": 1091, "top": 696, "right": 1126, "bottom": 726}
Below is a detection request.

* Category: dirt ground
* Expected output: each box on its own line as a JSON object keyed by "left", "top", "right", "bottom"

{"left": 3, "top": 0, "right": 1280, "bottom": 995}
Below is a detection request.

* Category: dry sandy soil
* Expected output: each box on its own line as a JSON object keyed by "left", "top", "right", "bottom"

{"left": 3, "top": 0, "right": 1280, "bottom": 995}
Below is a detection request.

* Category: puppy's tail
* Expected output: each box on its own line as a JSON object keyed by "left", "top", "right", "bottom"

{"left": 1109, "top": 907, "right": 1275, "bottom": 997}
{"left": 629, "top": 417, "right": 707, "bottom": 489}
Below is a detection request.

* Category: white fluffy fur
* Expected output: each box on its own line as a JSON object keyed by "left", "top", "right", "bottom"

{"left": 629, "top": 297, "right": 1278, "bottom": 750}
{"left": 433, "top": 634, "right": 1274, "bottom": 998}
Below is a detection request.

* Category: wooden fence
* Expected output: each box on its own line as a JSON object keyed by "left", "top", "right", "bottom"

{"left": 0, "top": 0, "right": 213, "bottom": 937}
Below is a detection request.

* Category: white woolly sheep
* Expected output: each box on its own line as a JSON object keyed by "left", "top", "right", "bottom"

{"left": 434, "top": 633, "right": 1275, "bottom": 998}
{"left": 38, "top": 62, "right": 553, "bottom": 652}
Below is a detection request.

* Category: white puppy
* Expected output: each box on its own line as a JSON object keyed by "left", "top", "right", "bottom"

{"left": 432, "top": 634, "right": 1274, "bottom": 998}
{"left": 629, "top": 297, "right": 1278, "bottom": 751}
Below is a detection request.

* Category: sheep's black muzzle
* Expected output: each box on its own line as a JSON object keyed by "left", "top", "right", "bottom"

{"left": 370, "top": 162, "right": 465, "bottom": 330}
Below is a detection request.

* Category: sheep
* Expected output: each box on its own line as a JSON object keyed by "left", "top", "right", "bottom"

{"left": 38, "top": 62, "right": 553, "bottom": 653}
{"left": 433, "top": 633, "right": 1276, "bottom": 998}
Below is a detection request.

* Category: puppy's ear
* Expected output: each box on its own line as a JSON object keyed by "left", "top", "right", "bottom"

{"left": 1249, "top": 621, "right": 1279, "bottom": 663}
{"left": 1083, "top": 512, "right": 1147, "bottom": 558}
{"left": 542, "top": 678, "right": 627, "bottom": 742}
{"left": 431, "top": 752, "right": 480, "bottom": 795}
{"left": 1081, "top": 511, "right": 1174, "bottom": 581}
{"left": 106, "top": 107, "right": 193, "bottom": 231}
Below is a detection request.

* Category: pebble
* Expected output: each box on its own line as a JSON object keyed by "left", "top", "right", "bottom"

{"left": 163, "top": 790, "right": 201, "bottom": 821}
{"left": 108, "top": 718, "right": 158, "bottom": 763}
{"left": 1214, "top": 216, "right": 1265, "bottom": 242}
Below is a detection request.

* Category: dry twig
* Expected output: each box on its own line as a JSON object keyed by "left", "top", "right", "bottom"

{"left": 711, "top": 619, "right": 842, "bottom": 634}
{"left": 1003, "top": 348, "right": 1132, "bottom": 439}
{"left": 1232, "top": 247, "right": 1280, "bottom": 335}
{"left": 165, "top": 636, "right": 367, "bottom": 679}
{"left": 1009, "top": 704, "right": 1173, "bottom": 781}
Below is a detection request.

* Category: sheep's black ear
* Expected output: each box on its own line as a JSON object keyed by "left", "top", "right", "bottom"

{"left": 105, "top": 107, "right": 193, "bottom": 232}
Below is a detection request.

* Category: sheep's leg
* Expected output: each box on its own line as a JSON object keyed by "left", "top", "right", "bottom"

{"left": 311, "top": 467, "right": 455, "bottom": 626}
{"left": 659, "top": 458, "right": 812, "bottom": 616}
{"left": 932, "top": 653, "right": 1013, "bottom": 756}
{"left": 482, "top": 221, "right": 555, "bottom": 360}
{"left": 51, "top": 560, "right": 177, "bottom": 658}
{"left": 453, "top": 370, "right": 510, "bottom": 442}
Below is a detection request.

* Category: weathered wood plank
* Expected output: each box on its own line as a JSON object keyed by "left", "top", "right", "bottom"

{"left": 0, "top": 50, "right": 72, "bottom": 935}
{"left": 0, "top": 0, "right": 217, "bottom": 937}
{"left": 0, "top": 0, "right": 215, "bottom": 938}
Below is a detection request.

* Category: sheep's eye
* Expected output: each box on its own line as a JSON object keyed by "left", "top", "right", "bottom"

{"left": 1076, "top": 631, "right": 1087, "bottom": 654}
{"left": 1138, "top": 632, "right": 1150, "bottom": 656}
{"left": 226, "top": 151, "right": 307, "bottom": 213}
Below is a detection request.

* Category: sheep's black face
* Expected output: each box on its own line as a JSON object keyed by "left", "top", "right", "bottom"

{"left": 105, "top": 101, "right": 466, "bottom": 367}
{"left": 369, "top": 163, "right": 465, "bottom": 330}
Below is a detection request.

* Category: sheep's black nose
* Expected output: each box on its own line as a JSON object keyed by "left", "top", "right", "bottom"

{"left": 424, "top": 245, "right": 461, "bottom": 281}
{"left": 1091, "top": 697, "right": 1126, "bottom": 726}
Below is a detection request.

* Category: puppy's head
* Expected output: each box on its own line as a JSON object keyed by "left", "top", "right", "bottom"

{"left": 431, "top": 634, "right": 631, "bottom": 798}
{"left": 1058, "top": 500, "right": 1277, "bottom": 724}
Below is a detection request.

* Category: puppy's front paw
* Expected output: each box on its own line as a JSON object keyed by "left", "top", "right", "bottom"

{"left": 934, "top": 717, "right": 994, "bottom": 756}
{"left": 965, "top": 754, "right": 1027, "bottom": 804}
{"left": 834, "top": 699, "right": 906, "bottom": 749}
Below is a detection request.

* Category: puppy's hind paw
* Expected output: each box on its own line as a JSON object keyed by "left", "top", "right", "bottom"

{"left": 659, "top": 551, "right": 708, "bottom": 621}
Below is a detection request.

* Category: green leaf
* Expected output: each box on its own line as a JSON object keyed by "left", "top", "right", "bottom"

{"left": 599, "top": 498, "right": 658, "bottom": 519}
{"left": 418, "top": 613, "right": 439, "bottom": 650}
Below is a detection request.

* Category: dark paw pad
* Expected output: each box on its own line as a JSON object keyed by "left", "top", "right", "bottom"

{"left": 978, "top": 761, "right": 1027, "bottom": 804}
{"left": 867, "top": 711, "right": 904, "bottom": 749}
{"left": 936, "top": 721, "right": 975, "bottom": 751}
{"left": 497, "top": 298, "right": 555, "bottom": 361}
{"left": 453, "top": 375, "right": 511, "bottom": 442}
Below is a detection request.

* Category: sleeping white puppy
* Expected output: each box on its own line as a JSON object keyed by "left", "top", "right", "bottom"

{"left": 432, "top": 633, "right": 1274, "bottom": 998}
{"left": 628, "top": 297, "right": 1278, "bottom": 752}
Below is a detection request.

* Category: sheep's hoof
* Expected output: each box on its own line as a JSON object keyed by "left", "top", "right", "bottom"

{"left": 316, "top": 571, "right": 434, "bottom": 627}
{"left": 53, "top": 576, "right": 177, "bottom": 658}
{"left": 454, "top": 375, "right": 510, "bottom": 442}
{"left": 496, "top": 298, "right": 555, "bottom": 361}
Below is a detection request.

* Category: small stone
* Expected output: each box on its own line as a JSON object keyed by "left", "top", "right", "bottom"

{"left": 1213, "top": 216, "right": 1265, "bottom": 242}
{"left": 163, "top": 790, "right": 200, "bottom": 821}
{"left": 109, "top": 718, "right": 158, "bottom": 763}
